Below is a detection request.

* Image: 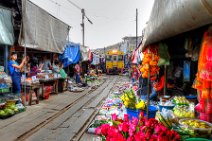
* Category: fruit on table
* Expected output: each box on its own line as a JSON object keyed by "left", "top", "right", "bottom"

{"left": 181, "top": 119, "right": 211, "bottom": 129}
{"left": 0, "top": 110, "right": 6, "bottom": 116}
{"left": 173, "top": 96, "right": 190, "bottom": 105}
{"left": 173, "top": 106, "right": 195, "bottom": 118}
{"left": 4, "top": 108, "right": 14, "bottom": 115}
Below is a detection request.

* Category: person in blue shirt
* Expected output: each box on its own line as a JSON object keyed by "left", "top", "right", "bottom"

{"left": 8, "top": 52, "right": 26, "bottom": 96}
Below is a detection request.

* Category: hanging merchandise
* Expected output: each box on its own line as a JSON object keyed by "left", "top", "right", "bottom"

{"left": 131, "top": 49, "right": 139, "bottom": 64}
{"left": 193, "top": 29, "right": 212, "bottom": 122}
{"left": 88, "top": 49, "right": 93, "bottom": 63}
{"left": 139, "top": 45, "right": 160, "bottom": 80}
{"left": 183, "top": 61, "right": 191, "bottom": 82}
{"left": 157, "top": 43, "right": 170, "bottom": 66}
{"left": 91, "top": 54, "right": 100, "bottom": 65}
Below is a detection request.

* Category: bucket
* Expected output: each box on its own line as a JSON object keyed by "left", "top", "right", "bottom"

{"left": 126, "top": 108, "right": 140, "bottom": 120}
{"left": 144, "top": 105, "right": 158, "bottom": 118}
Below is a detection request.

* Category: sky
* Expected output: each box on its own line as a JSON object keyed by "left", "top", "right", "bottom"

{"left": 29, "top": 0, "right": 155, "bottom": 49}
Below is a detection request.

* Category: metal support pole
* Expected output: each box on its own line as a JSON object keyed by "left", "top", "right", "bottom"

{"left": 4, "top": 45, "right": 8, "bottom": 74}
{"left": 136, "top": 9, "right": 138, "bottom": 48}
{"left": 146, "top": 64, "right": 151, "bottom": 119}
{"left": 81, "top": 9, "right": 85, "bottom": 47}
{"left": 24, "top": 45, "right": 26, "bottom": 106}
{"left": 164, "top": 65, "right": 167, "bottom": 96}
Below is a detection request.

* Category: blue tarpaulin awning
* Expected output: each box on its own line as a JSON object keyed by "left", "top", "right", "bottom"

{"left": 59, "top": 42, "right": 81, "bottom": 68}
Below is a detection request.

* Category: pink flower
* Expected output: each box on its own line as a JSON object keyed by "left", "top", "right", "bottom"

{"left": 95, "top": 127, "right": 101, "bottom": 135}
{"left": 132, "top": 117, "right": 138, "bottom": 125}
{"left": 111, "top": 113, "right": 118, "bottom": 121}
{"left": 127, "top": 136, "right": 134, "bottom": 141}
{"left": 124, "top": 114, "right": 129, "bottom": 122}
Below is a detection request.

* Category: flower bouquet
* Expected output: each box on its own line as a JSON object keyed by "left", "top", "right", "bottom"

{"left": 95, "top": 112, "right": 181, "bottom": 141}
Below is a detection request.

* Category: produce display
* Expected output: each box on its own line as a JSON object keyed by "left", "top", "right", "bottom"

{"left": 179, "top": 119, "right": 212, "bottom": 138}
{"left": 173, "top": 96, "right": 190, "bottom": 106}
{"left": 121, "top": 89, "right": 145, "bottom": 110}
{"left": 0, "top": 77, "right": 10, "bottom": 93}
{"left": 139, "top": 48, "right": 160, "bottom": 80}
{"left": 180, "top": 119, "right": 211, "bottom": 129}
{"left": 173, "top": 106, "right": 195, "bottom": 118}
{"left": 37, "top": 73, "right": 55, "bottom": 80}
{"left": 0, "top": 100, "right": 25, "bottom": 119}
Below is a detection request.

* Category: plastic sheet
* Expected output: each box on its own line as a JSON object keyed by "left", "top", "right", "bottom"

{"left": 0, "top": 8, "right": 14, "bottom": 45}
{"left": 19, "top": 0, "right": 69, "bottom": 53}
{"left": 59, "top": 43, "right": 81, "bottom": 67}
{"left": 141, "top": 0, "right": 212, "bottom": 50}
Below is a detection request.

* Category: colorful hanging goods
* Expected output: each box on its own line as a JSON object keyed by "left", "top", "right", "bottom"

{"left": 139, "top": 45, "right": 160, "bottom": 80}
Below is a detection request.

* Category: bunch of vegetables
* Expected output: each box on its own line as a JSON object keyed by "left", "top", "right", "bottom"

{"left": 139, "top": 48, "right": 160, "bottom": 80}
{"left": 121, "top": 89, "right": 145, "bottom": 110}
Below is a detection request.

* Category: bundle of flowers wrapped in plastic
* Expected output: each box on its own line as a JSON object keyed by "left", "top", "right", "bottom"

{"left": 95, "top": 112, "right": 180, "bottom": 141}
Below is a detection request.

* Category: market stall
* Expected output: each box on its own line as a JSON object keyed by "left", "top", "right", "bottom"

{"left": 85, "top": 76, "right": 212, "bottom": 141}
{"left": 0, "top": 66, "right": 26, "bottom": 119}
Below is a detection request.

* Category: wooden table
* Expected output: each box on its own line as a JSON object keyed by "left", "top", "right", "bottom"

{"left": 21, "top": 83, "right": 41, "bottom": 105}
{"left": 39, "top": 78, "right": 59, "bottom": 95}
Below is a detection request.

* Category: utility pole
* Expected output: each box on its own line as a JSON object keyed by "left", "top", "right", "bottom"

{"left": 81, "top": 8, "right": 93, "bottom": 47}
{"left": 136, "top": 8, "right": 138, "bottom": 49}
{"left": 81, "top": 9, "right": 85, "bottom": 47}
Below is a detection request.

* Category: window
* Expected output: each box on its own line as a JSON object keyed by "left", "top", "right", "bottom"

{"left": 106, "top": 55, "right": 112, "bottom": 61}
{"left": 113, "top": 56, "right": 117, "bottom": 61}
{"left": 118, "top": 55, "right": 123, "bottom": 61}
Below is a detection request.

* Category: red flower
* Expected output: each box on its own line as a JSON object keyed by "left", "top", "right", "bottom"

{"left": 150, "top": 134, "right": 158, "bottom": 141}
{"left": 139, "top": 111, "right": 144, "bottom": 119}
{"left": 124, "top": 114, "right": 129, "bottom": 122}
{"left": 100, "top": 124, "right": 110, "bottom": 136}
{"left": 122, "top": 122, "right": 129, "bottom": 132}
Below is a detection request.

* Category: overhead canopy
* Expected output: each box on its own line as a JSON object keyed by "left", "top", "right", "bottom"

{"left": 80, "top": 45, "right": 89, "bottom": 61}
{"left": 0, "top": 7, "right": 14, "bottom": 45}
{"left": 19, "top": 0, "right": 69, "bottom": 53}
{"left": 141, "top": 0, "right": 212, "bottom": 50}
{"left": 59, "top": 43, "right": 80, "bottom": 68}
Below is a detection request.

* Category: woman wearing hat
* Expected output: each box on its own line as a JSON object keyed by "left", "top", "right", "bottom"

{"left": 8, "top": 52, "right": 26, "bottom": 97}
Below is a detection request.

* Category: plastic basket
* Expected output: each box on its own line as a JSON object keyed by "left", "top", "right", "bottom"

{"left": 126, "top": 108, "right": 140, "bottom": 120}
{"left": 0, "top": 88, "right": 9, "bottom": 93}
{"left": 158, "top": 105, "right": 175, "bottom": 111}
{"left": 144, "top": 105, "right": 158, "bottom": 118}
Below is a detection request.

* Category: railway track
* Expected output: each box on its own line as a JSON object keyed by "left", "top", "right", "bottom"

{"left": 15, "top": 76, "right": 116, "bottom": 141}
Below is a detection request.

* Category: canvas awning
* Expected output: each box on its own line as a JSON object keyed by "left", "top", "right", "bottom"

{"left": 141, "top": 0, "right": 212, "bottom": 51}
{"left": 0, "top": 7, "right": 14, "bottom": 45}
{"left": 19, "top": 0, "right": 69, "bottom": 53}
